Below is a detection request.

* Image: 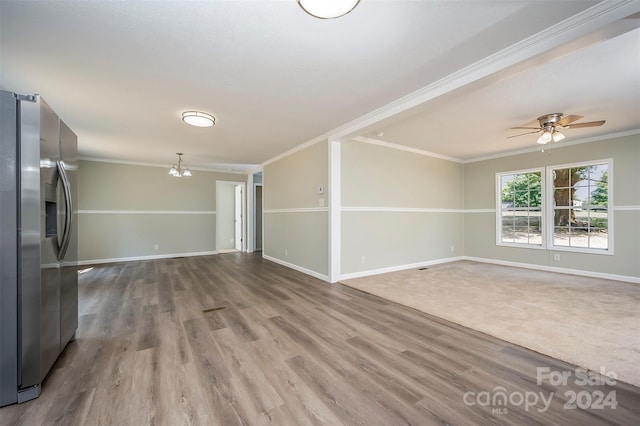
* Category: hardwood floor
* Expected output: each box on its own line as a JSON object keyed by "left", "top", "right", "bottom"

{"left": 1, "top": 253, "right": 638, "bottom": 425}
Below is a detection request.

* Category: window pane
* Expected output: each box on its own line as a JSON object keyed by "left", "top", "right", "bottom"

{"left": 501, "top": 225, "right": 514, "bottom": 242}
{"left": 574, "top": 209, "right": 589, "bottom": 224}
{"left": 529, "top": 226, "right": 542, "bottom": 245}
{"left": 589, "top": 172, "right": 608, "bottom": 207}
{"left": 554, "top": 227, "right": 570, "bottom": 246}
{"left": 573, "top": 186, "right": 589, "bottom": 206}
{"left": 554, "top": 168, "right": 571, "bottom": 189}
{"left": 589, "top": 213, "right": 607, "bottom": 229}
{"left": 498, "top": 169, "right": 543, "bottom": 246}
{"left": 588, "top": 228, "right": 608, "bottom": 249}
{"left": 573, "top": 171, "right": 590, "bottom": 188}
{"left": 514, "top": 190, "right": 529, "bottom": 207}
{"left": 590, "top": 164, "right": 608, "bottom": 181}
{"left": 570, "top": 228, "right": 589, "bottom": 248}
{"left": 554, "top": 188, "right": 572, "bottom": 206}
{"left": 553, "top": 208, "right": 572, "bottom": 226}
{"left": 529, "top": 212, "right": 541, "bottom": 228}
{"left": 513, "top": 227, "right": 530, "bottom": 244}
{"left": 502, "top": 210, "right": 515, "bottom": 222}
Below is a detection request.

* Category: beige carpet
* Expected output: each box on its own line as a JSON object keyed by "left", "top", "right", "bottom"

{"left": 341, "top": 261, "right": 640, "bottom": 387}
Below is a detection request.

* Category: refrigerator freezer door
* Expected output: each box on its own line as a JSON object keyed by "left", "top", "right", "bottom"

{"left": 59, "top": 119, "right": 78, "bottom": 347}
{"left": 36, "top": 98, "right": 62, "bottom": 385}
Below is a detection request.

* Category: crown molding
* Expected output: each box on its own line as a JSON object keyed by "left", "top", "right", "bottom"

{"left": 326, "top": 1, "right": 640, "bottom": 142}
{"left": 351, "top": 136, "right": 464, "bottom": 163}
{"left": 463, "top": 129, "right": 640, "bottom": 164}
{"left": 79, "top": 156, "right": 251, "bottom": 174}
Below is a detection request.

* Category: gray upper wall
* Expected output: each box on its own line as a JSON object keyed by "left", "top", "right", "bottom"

{"left": 264, "top": 141, "right": 328, "bottom": 210}
{"left": 464, "top": 134, "right": 640, "bottom": 209}
{"left": 78, "top": 160, "right": 243, "bottom": 211}
{"left": 341, "top": 141, "right": 464, "bottom": 208}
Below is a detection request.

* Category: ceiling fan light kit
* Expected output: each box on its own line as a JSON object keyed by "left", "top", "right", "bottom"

{"left": 537, "top": 131, "right": 553, "bottom": 145}
{"left": 510, "top": 112, "right": 605, "bottom": 148}
{"left": 552, "top": 130, "right": 565, "bottom": 142}
{"left": 297, "top": 0, "right": 360, "bottom": 19}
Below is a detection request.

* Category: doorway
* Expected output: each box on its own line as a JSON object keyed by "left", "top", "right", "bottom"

{"left": 254, "top": 183, "right": 263, "bottom": 251}
{"left": 249, "top": 171, "right": 263, "bottom": 253}
{"left": 216, "top": 181, "right": 245, "bottom": 253}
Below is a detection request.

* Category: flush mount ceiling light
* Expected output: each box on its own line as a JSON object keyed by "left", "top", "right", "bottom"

{"left": 182, "top": 111, "right": 215, "bottom": 127}
{"left": 168, "top": 153, "right": 192, "bottom": 177}
{"left": 297, "top": 0, "right": 360, "bottom": 19}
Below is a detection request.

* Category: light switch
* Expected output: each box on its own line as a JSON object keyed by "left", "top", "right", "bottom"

{"left": 318, "top": 186, "right": 324, "bottom": 195}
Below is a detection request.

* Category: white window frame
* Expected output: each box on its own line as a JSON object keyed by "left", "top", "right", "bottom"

{"left": 546, "top": 158, "right": 613, "bottom": 255}
{"left": 495, "top": 167, "right": 545, "bottom": 249}
{"left": 495, "top": 159, "right": 613, "bottom": 256}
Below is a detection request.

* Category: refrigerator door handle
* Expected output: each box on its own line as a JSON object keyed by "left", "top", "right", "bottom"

{"left": 56, "top": 160, "right": 73, "bottom": 261}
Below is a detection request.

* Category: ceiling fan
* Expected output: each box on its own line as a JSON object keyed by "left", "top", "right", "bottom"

{"left": 508, "top": 113, "right": 605, "bottom": 145}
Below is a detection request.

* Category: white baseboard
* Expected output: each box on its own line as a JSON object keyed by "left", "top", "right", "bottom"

{"left": 338, "top": 255, "right": 639, "bottom": 284}
{"left": 77, "top": 251, "right": 218, "bottom": 266}
{"left": 77, "top": 251, "right": 639, "bottom": 285}
{"left": 262, "top": 255, "right": 330, "bottom": 282}
{"left": 339, "top": 256, "right": 465, "bottom": 281}
{"left": 462, "top": 256, "right": 640, "bottom": 284}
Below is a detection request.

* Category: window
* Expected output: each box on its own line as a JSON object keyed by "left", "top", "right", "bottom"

{"left": 497, "top": 169, "right": 543, "bottom": 247}
{"left": 550, "top": 160, "right": 611, "bottom": 252}
{"left": 496, "top": 159, "right": 612, "bottom": 254}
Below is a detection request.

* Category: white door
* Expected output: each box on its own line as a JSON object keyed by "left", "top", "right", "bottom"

{"left": 216, "top": 181, "right": 245, "bottom": 253}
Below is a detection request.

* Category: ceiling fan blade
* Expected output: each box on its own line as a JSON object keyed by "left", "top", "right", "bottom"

{"left": 507, "top": 130, "right": 541, "bottom": 138}
{"left": 566, "top": 120, "right": 606, "bottom": 129}
{"left": 556, "top": 114, "right": 583, "bottom": 126}
{"left": 510, "top": 126, "right": 541, "bottom": 130}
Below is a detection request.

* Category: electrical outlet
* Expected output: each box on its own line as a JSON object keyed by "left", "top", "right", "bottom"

{"left": 285, "top": 249, "right": 288, "bottom": 256}
{"left": 553, "top": 253, "right": 560, "bottom": 261}
{"left": 154, "top": 244, "right": 159, "bottom": 250}
{"left": 361, "top": 256, "right": 366, "bottom": 264}
{"left": 450, "top": 245, "right": 454, "bottom": 253}
{"left": 319, "top": 198, "right": 325, "bottom": 207}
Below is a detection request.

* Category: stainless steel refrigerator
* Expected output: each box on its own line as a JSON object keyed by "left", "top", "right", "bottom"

{"left": 0, "top": 90, "right": 78, "bottom": 406}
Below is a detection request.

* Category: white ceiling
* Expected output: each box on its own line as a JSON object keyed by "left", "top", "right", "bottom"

{"left": 1, "top": 1, "right": 639, "bottom": 171}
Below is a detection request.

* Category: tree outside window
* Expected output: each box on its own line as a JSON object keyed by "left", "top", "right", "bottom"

{"left": 552, "top": 163, "right": 609, "bottom": 250}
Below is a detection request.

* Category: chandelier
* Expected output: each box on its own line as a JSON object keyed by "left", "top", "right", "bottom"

{"left": 168, "top": 153, "right": 192, "bottom": 177}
